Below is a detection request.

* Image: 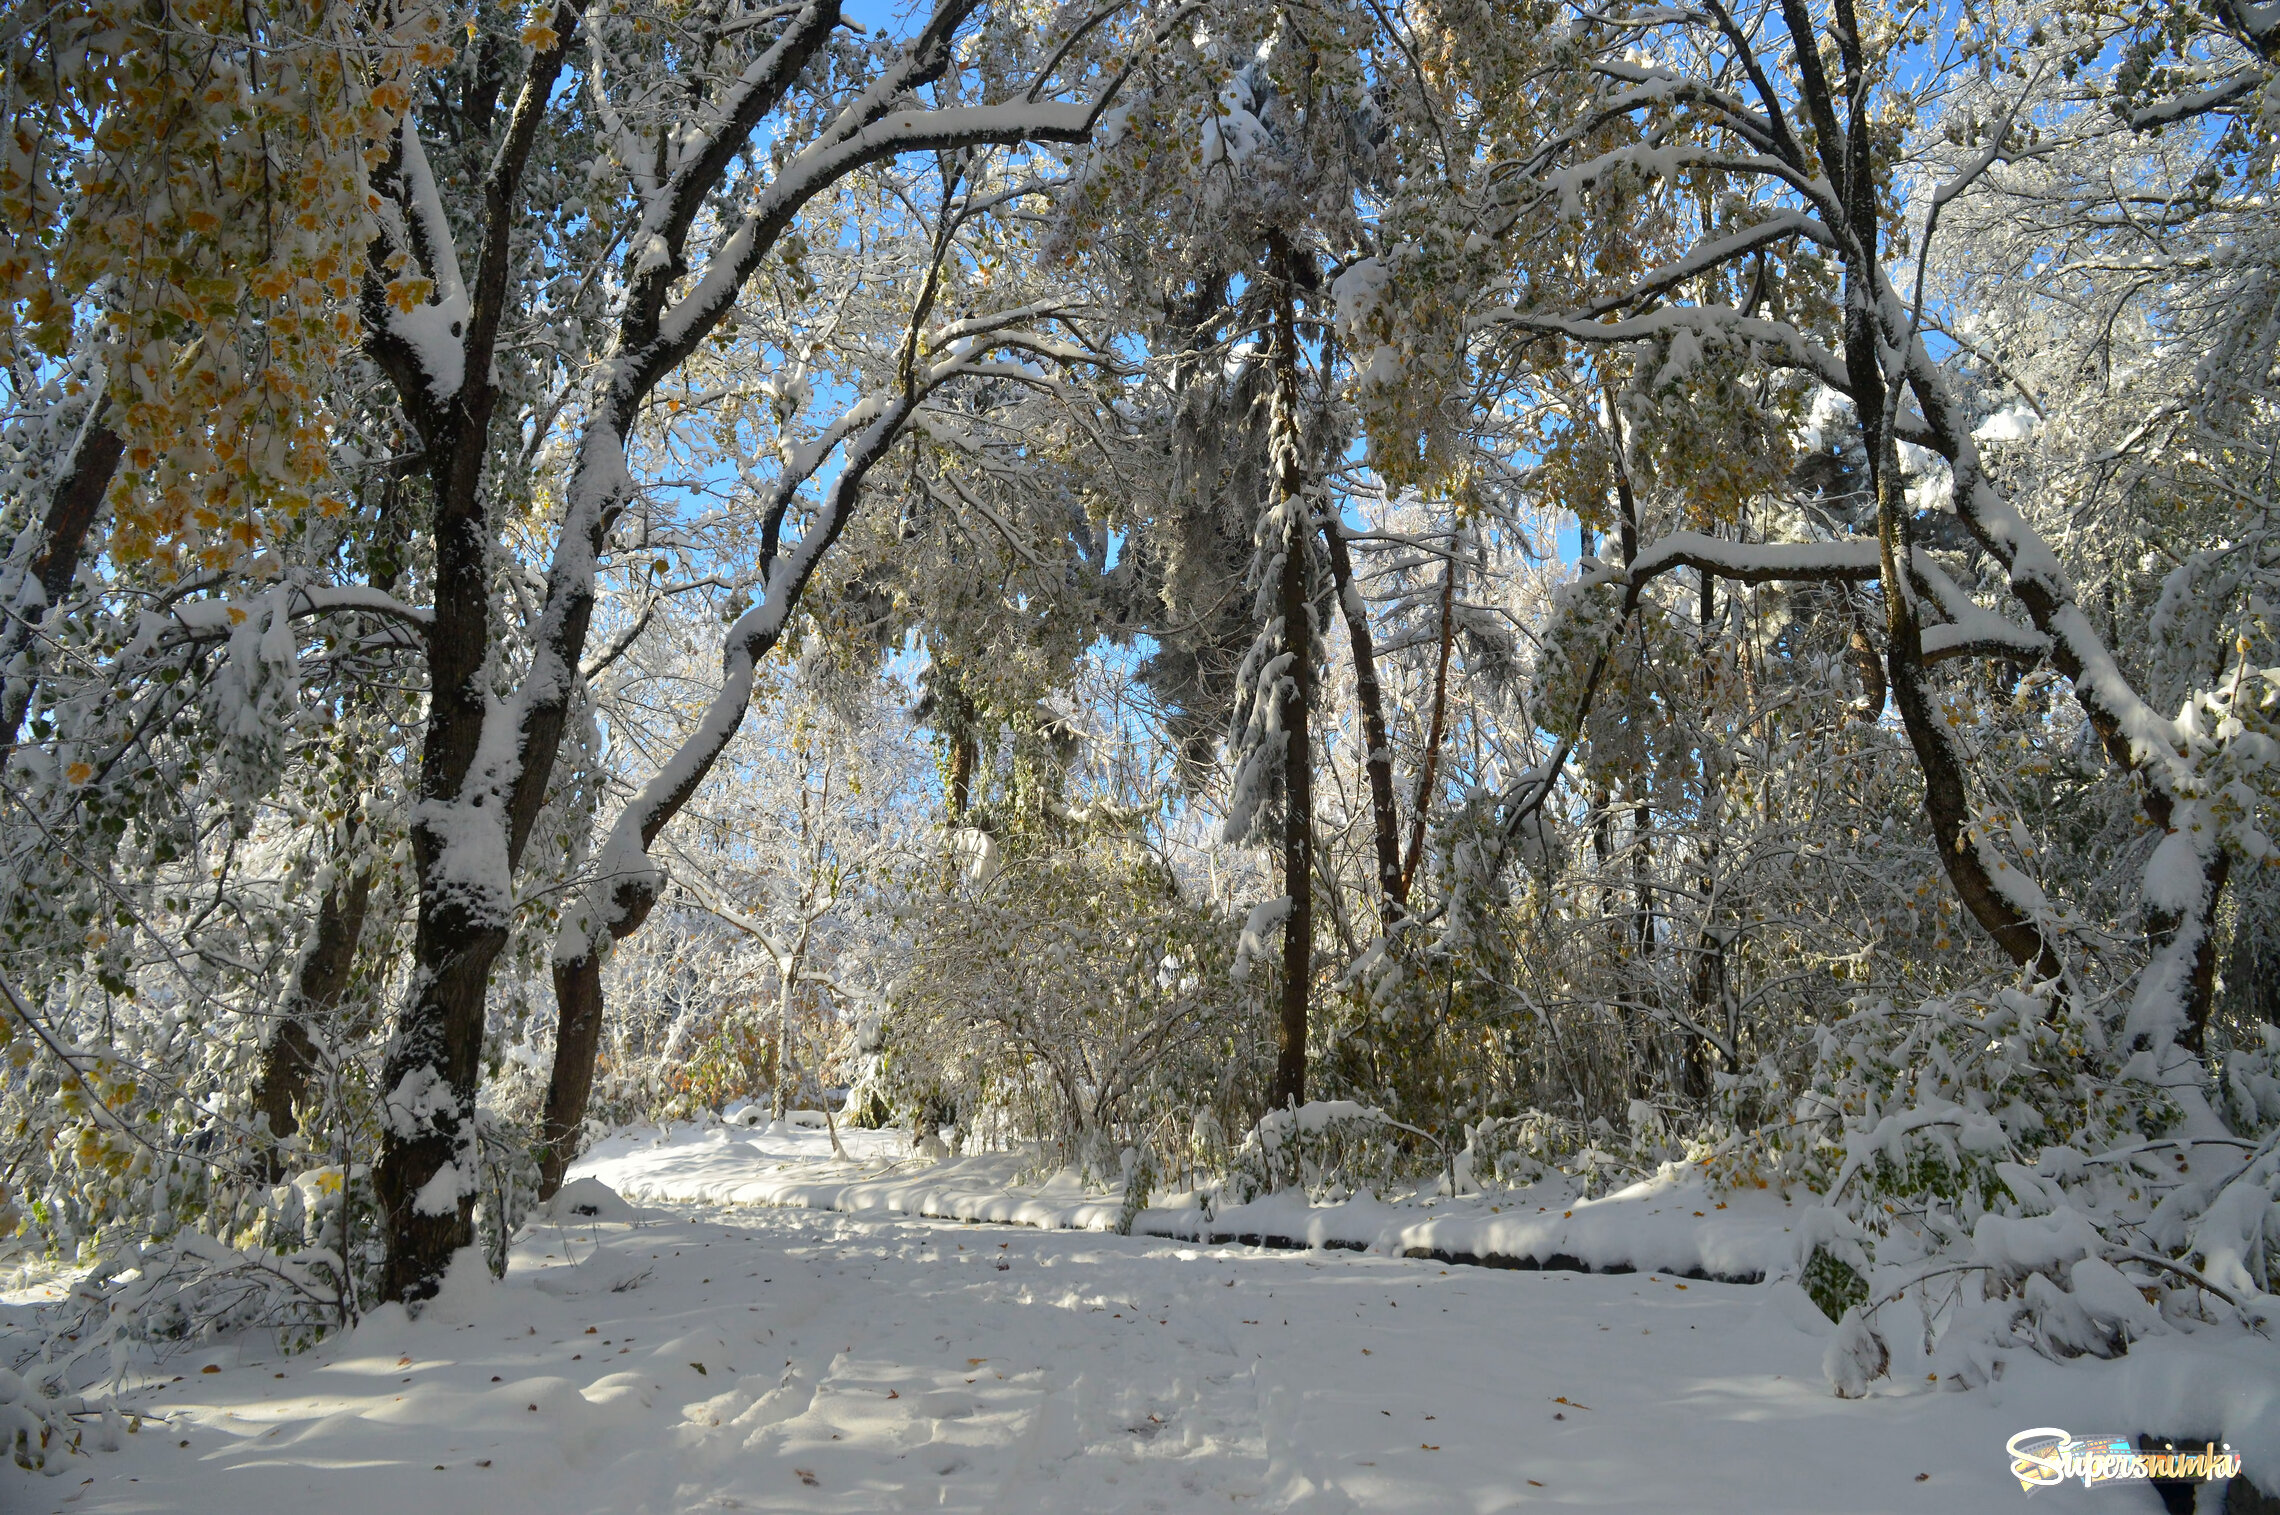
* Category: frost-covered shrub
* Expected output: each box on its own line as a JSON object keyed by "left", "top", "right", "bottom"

{"left": 0, "top": 1146, "right": 387, "bottom": 1468}
{"left": 887, "top": 837, "right": 1264, "bottom": 1180}
{"left": 1730, "top": 984, "right": 2280, "bottom": 1395}
{"left": 4, "top": 1226, "right": 351, "bottom": 1469}
{"left": 1451, "top": 1108, "right": 1678, "bottom": 1197}
{"left": 1217, "top": 1098, "right": 1709, "bottom": 1210}
{"left": 656, "top": 1008, "right": 785, "bottom": 1118}
{"left": 472, "top": 1111, "right": 540, "bottom": 1281}
{"left": 0, "top": 1365, "right": 117, "bottom": 1473}
{"left": 1112, "top": 1143, "right": 1160, "bottom": 1236}
{"left": 1225, "top": 1101, "right": 1431, "bottom": 1204}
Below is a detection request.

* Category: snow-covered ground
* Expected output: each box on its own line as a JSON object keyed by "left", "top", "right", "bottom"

{"left": 14, "top": 1123, "right": 2277, "bottom": 1513}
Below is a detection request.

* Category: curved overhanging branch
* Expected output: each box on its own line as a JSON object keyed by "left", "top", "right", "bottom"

{"left": 1476, "top": 304, "right": 1946, "bottom": 453}
{"left": 373, "top": 0, "right": 1143, "bottom": 1303}
{"left": 163, "top": 585, "right": 435, "bottom": 643}
{"left": 533, "top": 318, "right": 1095, "bottom": 1194}
{"left": 1477, "top": 527, "right": 2048, "bottom": 864}
{"left": 1881, "top": 279, "right": 2235, "bottom": 1058}
{"left": 1470, "top": 38, "right": 2164, "bottom": 998}
{"left": 497, "top": 20, "right": 1136, "bottom": 899}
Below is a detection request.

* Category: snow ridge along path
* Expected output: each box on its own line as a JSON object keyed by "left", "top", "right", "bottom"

{"left": 20, "top": 1124, "right": 2279, "bottom": 1514}
{"left": 571, "top": 1121, "right": 1791, "bottom": 1282}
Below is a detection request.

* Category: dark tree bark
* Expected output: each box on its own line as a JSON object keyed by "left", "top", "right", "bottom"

{"left": 1320, "top": 518, "right": 1403, "bottom": 923}
{"left": 1758, "top": 0, "right": 2065, "bottom": 986}
{"left": 250, "top": 852, "right": 376, "bottom": 1179}
{"left": 365, "top": 5, "right": 592, "bottom": 1304}
{"left": 948, "top": 730, "right": 978, "bottom": 818}
{"left": 1398, "top": 557, "right": 1456, "bottom": 901}
{"left": 1683, "top": 566, "right": 1722, "bottom": 1102}
{"left": 1, "top": 402, "right": 122, "bottom": 758}
{"left": 1845, "top": 591, "right": 1887, "bottom": 720}
{"left": 1265, "top": 229, "right": 1313, "bottom": 1112}
{"left": 536, "top": 949, "right": 607, "bottom": 1197}
{"left": 375, "top": 0, "right": 1124, "bottom": 1280}
{"left": 1605, "top": 418, "right": 1656, "bottom": 1093}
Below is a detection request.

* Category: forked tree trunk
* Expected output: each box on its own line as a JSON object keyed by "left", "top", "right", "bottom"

{"left": 518, "top": 27, "right": 1108, "bottom": 1206}
{"left": 1836, "top": 249, "right": 2065, "bottom": 985}
{"left": 367, "top": 11, "right": 585, "bottom": 1301}
{"left": 371, "top": 0, "right": 872, "bottom": 1297}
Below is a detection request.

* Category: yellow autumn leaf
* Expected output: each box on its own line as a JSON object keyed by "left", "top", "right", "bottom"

{"left": 385, "top": 274, "right": 434, "bottom": 313}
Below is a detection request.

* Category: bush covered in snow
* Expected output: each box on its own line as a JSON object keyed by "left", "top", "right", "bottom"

{"left": 1722, "top": 985, "right": 2280, "bottom": 1394}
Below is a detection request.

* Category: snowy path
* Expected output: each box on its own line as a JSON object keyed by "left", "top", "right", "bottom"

{"left": 27, "top": 1185, "right": 2278, "bottom": 1514}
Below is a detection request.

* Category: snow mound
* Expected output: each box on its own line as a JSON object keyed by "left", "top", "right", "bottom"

{"left": 535, "top": 1177, "right": 640, "bottom": 1224}
{"left": 530, "top": 1240, "right": 656, "bottom": 1298}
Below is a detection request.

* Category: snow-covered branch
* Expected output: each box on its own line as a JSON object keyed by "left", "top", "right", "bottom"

{"left": 167, "top": 585, "right": 433, "bottom": 642}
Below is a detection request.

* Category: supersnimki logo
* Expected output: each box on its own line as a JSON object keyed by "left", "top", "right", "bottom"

{"left": 2005, "top": 1428, "right": 2243, "bottom": 1493}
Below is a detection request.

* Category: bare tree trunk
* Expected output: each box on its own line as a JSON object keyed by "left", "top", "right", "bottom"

{"left": 1603, "top": 406, "right": 1658, "bottom": 1095}
{"left": 1683, "top": 567, "right": 1720, "bottom": 1102}
{"left": 532, "top": 359, "right": 943, "bottom": 1199}
{"left": 1838, "top": 249, "right": 2064, "bottom": 982}
{"left": 1874, "top": 470, "right": 2057, "bottom": 973}
{"left": 948, "top": 729, "right": 977, "bottom": 818}
{"left": 1320, "top": 517, "right": 1403, "bottom": 923}
{"left": 2179, "top": 851, "right": 2233, "bottom": 1056}
{"left": 1844, "top": 591, "right": 1887, "bottom": 720}
{"left": 772, "top": 930, "right": 808, "bottom": 1121}
{"left": 251, "top": 855, "right": 376, "bottom": 1178}
{"left": 392, "top": 0, "right": 1112, "bottom": 1269}
{"left": 1398, "top": 557, "right": 1457, "bottom": 899}
{"left": 535, "top": 950, "right": 606, "bottom": 1197}
{"left": 372, "top": 0, "right": 848, "bottom": 1293}
{"left": 1272, "top": 503, "right": 1313, "bottom": 1110}
{"left": 1265, "top": 229, "right": 1313, "bottom": 1112}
